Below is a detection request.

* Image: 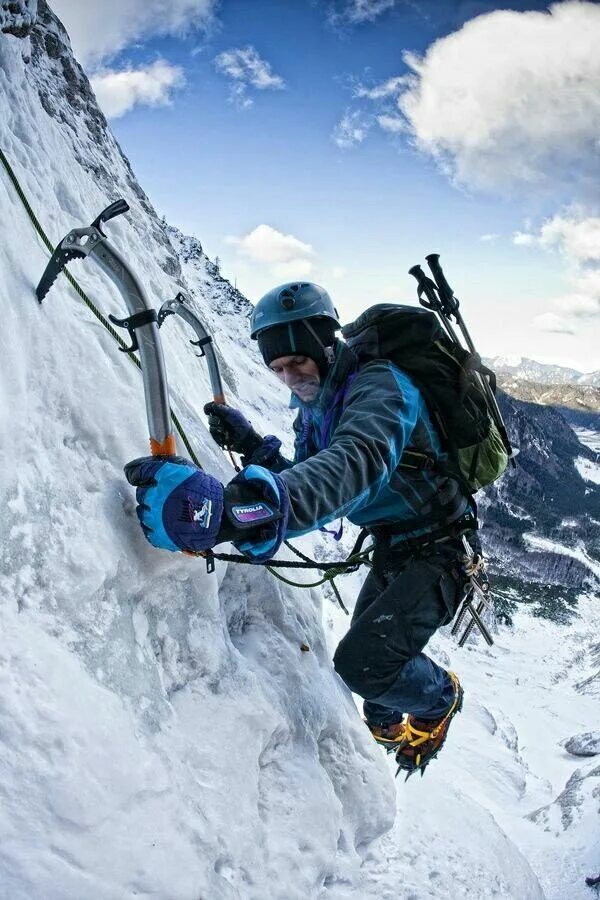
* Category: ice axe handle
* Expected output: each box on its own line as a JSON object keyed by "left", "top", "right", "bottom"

{"left": 91, "top": 199, "right": 130, "bottom": 235}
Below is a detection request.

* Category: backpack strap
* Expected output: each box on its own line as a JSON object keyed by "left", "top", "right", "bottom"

{"left": 397, "top": 449, "right": 438, "bottom": 473}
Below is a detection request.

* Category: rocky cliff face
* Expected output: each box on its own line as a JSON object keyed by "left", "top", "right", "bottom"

{"left": 480, "top": 392, "right": 600, "bottom": 591}
{"left": 0, "top": 0, "right": 36, "bottom": 37}
{"left": 497, "top": 376, "right": 600, "bottom": 415}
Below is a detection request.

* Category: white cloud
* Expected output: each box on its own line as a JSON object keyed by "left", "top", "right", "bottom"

{"left": 90, "top": 60, "right": 184, "bottom": 119}
{"left": 395, "top": 3, "right": 600, "bottom": 194}
{"left": 51, "top": 0, "right": 216, "bottom": 67}
{"left": 355, "top": 76, "right": 405, "bottom": 100}
{"left": 376, "top": 114, "right": 405, "bottom": 134}
{"left": 226, "top": 225, "right": 315, "bottom": 279}
{"left": 513, "top": 232, "right": 536, "bottom": 247}
{"left": 532, "top": 313, "right": 577, "bottom": 335}
{"left": 348, "top": 4, "right": 600, "bottom": 195}
{"left": 479, "top": 233, "right": 499, "bottom": 243}
{"left": 331, "top": 266, "right": 347, "bottom": 279}
{"left": 214, "top": 46, "right": 285, "bottom": 108}
{"left": 519, "top": 213, "right": 600, "bottom": 334}
{"left": 555, "top": 290, "right": 599, "bottom": 319}
{"left": 535, "top": 214, "right": 600, "bottom": 263}
{"left": 515, "top": 213, "right": 600, "bottom": 264}
{"left": 329, "top": 0, "right": 397, "bottom": 25}
{"left": 332, "top": 110, "right": 370, "bottom": 149}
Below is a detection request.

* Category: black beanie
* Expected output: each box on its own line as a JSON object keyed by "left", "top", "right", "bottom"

{"left": 257, "top": 318, "right": 337, "bottom": 377}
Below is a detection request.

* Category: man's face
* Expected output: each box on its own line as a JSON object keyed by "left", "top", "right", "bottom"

{"left": 269, "top": 355, "right": 321, "bottom": 403}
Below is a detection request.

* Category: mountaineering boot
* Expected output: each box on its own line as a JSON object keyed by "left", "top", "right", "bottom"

{"left": 394, "top": 671, "right": 464, "bottom": 779}
{"left": 367, "top": 720, "right": 407, "bottom": 751}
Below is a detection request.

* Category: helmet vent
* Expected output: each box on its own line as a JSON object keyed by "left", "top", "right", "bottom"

{"left": 279, "top": 288, "right": 296, "bottom": 310}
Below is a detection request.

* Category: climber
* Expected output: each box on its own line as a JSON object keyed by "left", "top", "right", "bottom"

{"left": 125, "top": 281, "right": 478, "bottom": 777}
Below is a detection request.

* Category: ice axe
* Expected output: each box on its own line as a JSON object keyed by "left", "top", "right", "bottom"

{"left": 35, "top": 199, "right": 176, "bottom": 457}
{"left": 158, "top": 294, "right": 244, "bottom": 471}
{"left": 157, "top": 292, "right": 225, "bottom": 405}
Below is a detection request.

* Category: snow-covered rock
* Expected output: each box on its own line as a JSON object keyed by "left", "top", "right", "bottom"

{"left": 564, "top": 732, "right": 600, "bottom": 757}
{"left": 0, "top": 0, "right": 37, "bottom": 37}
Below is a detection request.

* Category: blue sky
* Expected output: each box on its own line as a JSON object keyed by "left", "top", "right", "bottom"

{"left": 53, "top": 0, "right": 600, "bottom": 370}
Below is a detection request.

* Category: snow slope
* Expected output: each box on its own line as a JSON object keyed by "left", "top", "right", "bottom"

{"left": 0, "top": 7, "right": 393, "bottom": 898}
{"left": 1, "top": 4, "right": 599, "bottom": 899}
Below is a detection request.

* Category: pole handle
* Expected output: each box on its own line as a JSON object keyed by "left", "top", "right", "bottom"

{"left": 408, "top": 265, "right": 441, "bottom": 310}
{"left": 425, "top": 253, "right": 453, "bottom": 298}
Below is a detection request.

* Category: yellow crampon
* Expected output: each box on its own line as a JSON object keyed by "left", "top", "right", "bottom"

{"left": 395, "top": 671, "right": 464, "bottom": 780}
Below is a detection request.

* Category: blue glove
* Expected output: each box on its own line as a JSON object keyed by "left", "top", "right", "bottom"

{"left": 124, "top": 456, "right": 224, "bottom": 553}
{"left": 204, "top": 402, "right": 262, "bottom": 455}
{"left": 224, "top": 465, "right": 289, "bottom": 563}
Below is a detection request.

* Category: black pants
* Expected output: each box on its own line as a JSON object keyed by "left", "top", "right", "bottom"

{"left": 333, "top": 537, "right": 467, "bottom": 725}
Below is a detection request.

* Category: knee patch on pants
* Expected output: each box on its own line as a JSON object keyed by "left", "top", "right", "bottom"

{"left": 333, "top": 634, "right": 404, "bottom": 699}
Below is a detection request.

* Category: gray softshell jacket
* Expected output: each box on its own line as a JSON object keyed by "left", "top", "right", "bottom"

{"left": 251, "top": 340, "right": 471, "bottom": 542}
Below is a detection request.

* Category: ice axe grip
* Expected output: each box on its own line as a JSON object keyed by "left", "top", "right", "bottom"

{"left": 92, "top": 199, "right": 130, "bottom": 235}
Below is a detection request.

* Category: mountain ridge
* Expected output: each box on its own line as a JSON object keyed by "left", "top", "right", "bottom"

{"left": 484, "top": 355, "right": 600, "bottom": 387}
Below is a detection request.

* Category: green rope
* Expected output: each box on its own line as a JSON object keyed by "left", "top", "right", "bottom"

{"left": 0, "top": 146, "right": 371, "bottom": 605}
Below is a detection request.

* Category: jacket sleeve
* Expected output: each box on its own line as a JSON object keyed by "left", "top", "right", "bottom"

{"left": 278, "top": 362, "right": 420, "bottom": 536}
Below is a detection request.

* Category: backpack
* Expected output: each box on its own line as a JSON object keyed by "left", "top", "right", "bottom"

{"left": 341, "top": 303, "right": 510, "bottom": 493}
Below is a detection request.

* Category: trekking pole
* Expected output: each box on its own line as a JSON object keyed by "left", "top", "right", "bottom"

{"left": 425, "top": 254, "right": 514, "bottom": 460}
{"left": 408, "top": 265, "right": 464, "bottom": 349}
{"left": 36, "top": 200, "right": 176, "bottom": 456}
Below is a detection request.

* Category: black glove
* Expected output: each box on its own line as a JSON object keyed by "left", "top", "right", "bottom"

{"left": 203, "top": 402, "right": 263, "bottom": 456}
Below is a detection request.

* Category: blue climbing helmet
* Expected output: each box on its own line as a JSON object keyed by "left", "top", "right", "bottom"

{"left": 250, "top": 282, "right": 340, "bottom": 339}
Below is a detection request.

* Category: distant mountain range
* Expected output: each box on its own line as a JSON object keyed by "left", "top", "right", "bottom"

{"left": 481, "top": 392, "right": 600, "bottom": 592}
{"left": 495, "top": 377, "right": 600, "bottom": 430}
{"left": 484, "top": 356, "right": 600, "bottom": 387}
